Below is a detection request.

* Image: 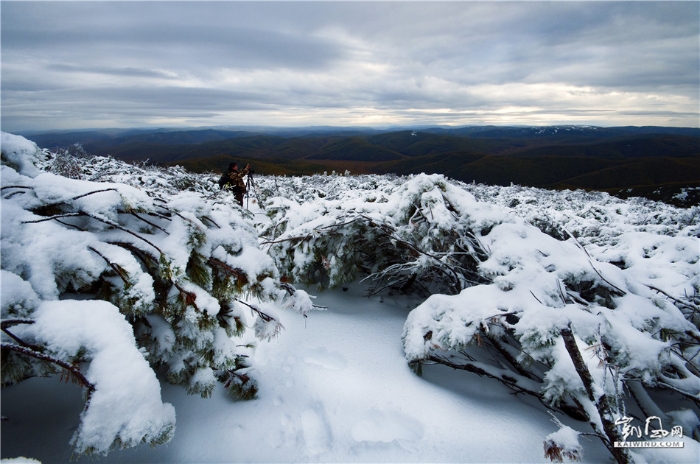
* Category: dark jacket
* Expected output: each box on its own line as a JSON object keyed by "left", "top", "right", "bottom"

{"left": 219, "top": 165, "right": 249, "bottom": 192}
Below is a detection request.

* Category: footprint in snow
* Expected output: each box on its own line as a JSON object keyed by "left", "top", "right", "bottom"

{"left": 351, "top": 410, "right": 424, "bottom": 444}
{"left": 300, "top": 407, "right": 332, "bottom": 455}
{"left": 302, "top": 347, "right": 347, "bottom": 370}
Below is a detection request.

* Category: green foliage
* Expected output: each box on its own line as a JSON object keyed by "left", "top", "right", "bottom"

{"left": 218, "top": 369, "right": 258, "bottom": 400}
{"left": 187, "top": 252, "right": 212, "bottom": 289}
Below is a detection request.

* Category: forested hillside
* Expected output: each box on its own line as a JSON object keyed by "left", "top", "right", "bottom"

{"left": 27, "top": 126, "right": 700, "bottom": 206}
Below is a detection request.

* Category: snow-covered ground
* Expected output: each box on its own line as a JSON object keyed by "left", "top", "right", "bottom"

{"left": 2, "top": 281, "right": 616, "bottom": 463}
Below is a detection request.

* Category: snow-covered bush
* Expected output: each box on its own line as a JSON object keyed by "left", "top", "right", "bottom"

{"left": 260, "top": 173, "right": 500, "bottom": 296}
{"left": 256, "top": 172, "right": 700, "bottom": 464}
{"left": 1, "top": 133, "right": 295, "bottom": 456}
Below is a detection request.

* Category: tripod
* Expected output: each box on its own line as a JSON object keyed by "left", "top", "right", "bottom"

{"left": 245, "top": 171, "right": 259, "bottom": 210}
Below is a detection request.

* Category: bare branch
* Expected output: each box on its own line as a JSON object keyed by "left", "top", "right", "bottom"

{"left": 23, "top": 212, "right": 165, "bottom": 255}
{"left": 71, "top": 188, "right": 119, "bottom": 201}
{"left": 130, "top": 212, "right": 169, "bottom": 235}
{"left": 22, "top": 212, "right": 85, "bottom": 224}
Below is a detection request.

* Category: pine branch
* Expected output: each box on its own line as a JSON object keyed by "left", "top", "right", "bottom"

{"left": 657, "top": 380, "right": 700, "bottom": 404}
{"left": 626, "top": 380, "right": 667, "bottom": 421}
{"left": 54, "top": 218, "right": 86, "bottom": 231}
{"left": 427, "top": 354, "right": 543, "bottom": 399}
{"left": 200, "top": 216, "right": 220, "bottom": 229}
{"left": 261, "top": 234, "right": 313, "bottom": 245}
{"left": 207, "top": 258, "right": 248, "bottom": 283}
{"left": 564, "top": 229, "right": 626, "bottom": 297}
{"left": 1, "top": 342, "right": 96, "bottom": 403}
{"left": 1, "top": 321, "right": 40, "bottom": 351}
{"left": 481, "top": 329, "right": 543, "bottom": 382}
{"left": 0, "top": 185, "right": 33, "bottom": 191}
{"left": 22, "top": 212, "right": 85, "bottom": 223}
{"left": 88, "top": 246, "right": 129, "bottom": 284}
{"left": 234, "top": 298, "right": 275, "bottom": 323}
{"left": 359, "top": 214, "right": 463, "bottom": 294}
{"left": 646, "top": 284, "right": 700, "bottom": 313}
{"left": 428, "top": 352, "right": 584, "bottom": 417}
{"left": 130, "top": 212, "right": 169, "bottom": 235}
{"left": 173, "top": 282, "right": 200, "bottom": 312}
{"left": 560, "top": 326, "right": 631, "bottom": 464}
{"left": 280, "top": 282, "right": 296, "bottom": 296}
{"left": 107, "top": 241, "right": 160, "bottom": 278}
{"left": 1, "top": 319, "right": 35, "bottom": 329}
{"left": 71, "top": 188, "right": 119, "bottom": 201}
{"left": 87, "top": 214, "right": 165, "bottom": 255}
{"left": 23, "top": 212, "right": 165, "bottom": 255}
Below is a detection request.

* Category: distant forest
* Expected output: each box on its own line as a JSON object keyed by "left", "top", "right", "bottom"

{"left": 26, "top": 125, "right": 700, "bottom": 206}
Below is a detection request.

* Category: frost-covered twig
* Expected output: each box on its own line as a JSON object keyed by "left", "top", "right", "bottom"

{"left": 564, "top": 228, "right": 626, "bottom": 297}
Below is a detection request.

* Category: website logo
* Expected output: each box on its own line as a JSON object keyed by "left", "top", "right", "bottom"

{"left": 614, "top": 416, "right": 684, "bottom": 448}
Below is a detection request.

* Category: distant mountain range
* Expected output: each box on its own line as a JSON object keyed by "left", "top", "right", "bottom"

{"left": 22, "top": 125, "right": 700, "bottom": 206}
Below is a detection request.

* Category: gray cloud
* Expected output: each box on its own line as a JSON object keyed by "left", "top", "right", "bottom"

{"left": 2, "top": 1, "right": 698, "bottom": 132}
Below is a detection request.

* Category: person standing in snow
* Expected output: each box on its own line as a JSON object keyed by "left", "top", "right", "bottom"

{"left": 219, "top": 161, "right": 250, "bottom": 207}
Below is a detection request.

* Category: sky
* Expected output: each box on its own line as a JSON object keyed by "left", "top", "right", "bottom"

{"left": 2, "top": 1, "right": 699, "bottom": 133}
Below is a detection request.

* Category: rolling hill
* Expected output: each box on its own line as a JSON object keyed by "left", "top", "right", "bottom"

{"left": 23, "top": 125, "right": 700, "bottom": 205}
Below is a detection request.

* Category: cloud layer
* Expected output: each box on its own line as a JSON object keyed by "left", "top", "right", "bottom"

{"left": 2, "top": 1, "right": 698, "bottom": 132}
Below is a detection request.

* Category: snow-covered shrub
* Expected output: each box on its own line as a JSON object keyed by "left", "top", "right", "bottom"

{"left": 260, "top": 173, "right": 501, "bottom": 296}
{"left": 256, "top": 172, "right": 700, "bottom": 464}
{"left": 0, "top": 134, "right": 295, "bottom": 456}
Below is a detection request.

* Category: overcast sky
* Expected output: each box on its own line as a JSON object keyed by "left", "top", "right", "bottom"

{"left": 2, "top": 1, "right": 699, "bottom": 133}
